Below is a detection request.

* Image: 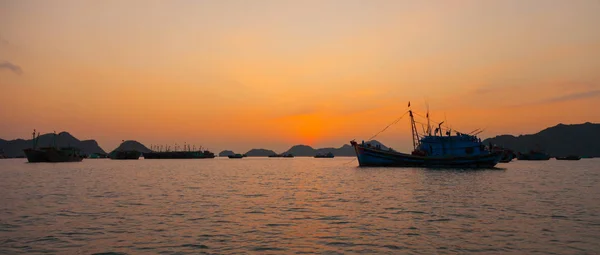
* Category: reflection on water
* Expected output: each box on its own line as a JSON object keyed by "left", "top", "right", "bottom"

{"left": 0, "top": 158, "right": 599, "bottom": 254}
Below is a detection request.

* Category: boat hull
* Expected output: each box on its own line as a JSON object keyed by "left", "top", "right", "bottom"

{"left": 517, "top": 153, "right": 550, "bottom": 160}
{"left": 352, "top": 144, "right": 501, "bottom": 168}
{"left": 143, "top": 151, "right": 215, "bottom": 159}
{"left": 110, "top": 150, "right": 141, "bottom": 160}
{"left": 24, "top": 148, "right": 84, "bottom": 163}
{"left": 555, "top": 156, "right": 581, "bottom": 160}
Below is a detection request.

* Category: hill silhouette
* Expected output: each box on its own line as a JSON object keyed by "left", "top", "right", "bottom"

{"left": 0, "top": 131, "right": 106, "bottom": 158}
{"left": 219, "top": 150, "right": 235, "bottom": 157}
{"left": 483, "top": 122, "right": 600, "bottom": 157}
{"left": 111, "top": 140, "right": 151, "bottom": 154}
{"left": 244, "top": 148, "right": 277, "bottom": 157}
{"left": 281, "top": 140, "right": 385, "bottom": 156}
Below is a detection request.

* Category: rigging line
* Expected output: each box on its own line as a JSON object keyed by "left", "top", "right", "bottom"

{"left": 367, "top": 110, "right": 409, "bottom": 141}
{"left": 342, "top": 157, "right": 357, "bottom": 166}
{"left": 412, "top": 111, "right": 470, "bottom": 135}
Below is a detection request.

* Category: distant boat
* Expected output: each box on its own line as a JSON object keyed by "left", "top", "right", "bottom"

{"left": 283, "top": 153, "right": 294, "bottom": 158}
{"left": 268, "top": 154, "right": 283, "bottom": 158}
{"left": 228, "top": 154, "right": 244, "bottom": 159}
{"left": 517, "top": 150, "right": 550, "bottom": 160}
{"left": 315, "top": 152, "right": 335, "bottom": 158}
{"left": 143, "top": 150, "right": 215, "bottom": 159}
{"left": 556, "top": 155, "right": 581, "bottom": 160}
{"left": 23, "top": 130, "right": 84, "bottom": 163}
{"left": 88, "top": 153, "right": 108, "bottom": 159}
{"left": 110, "top": 150, "right": 141, "bottom": 160}
{"left": 493, "top": 147, "right": 515, "bottom": 163}
{"left": 350, "top": 107, "right": 501, "bottom": 168}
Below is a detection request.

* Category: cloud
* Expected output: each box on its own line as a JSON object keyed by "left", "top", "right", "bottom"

{"left": 0, "top": 61, "right": 23, "bottom": 75}
{"left": 541, "top": 89, "right": 600, "bottom": 104}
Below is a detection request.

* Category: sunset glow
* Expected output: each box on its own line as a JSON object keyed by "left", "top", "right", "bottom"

{"left": 1, "top": 0, "right": 599, "bottom": 152}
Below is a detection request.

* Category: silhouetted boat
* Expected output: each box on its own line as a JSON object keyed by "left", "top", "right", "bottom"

{"left": 556, "top": 155, "right": 581, "bottom": 160}
{"left": 350, "top": 106, "right": 501, "bottom": 168}
{"left": 23, "top": 130, "right": 84, "bottom": 163}
{"left": 493, "top": 147, "right": 515, "bottom": 163}
{"left": 88, "top": 153, "right": 108, "bottom": 159}
{"left": 517, "top": 150, "right": 550, "bottom": 160}
{"left": 143, "top": 150, "right": 215, "bottom": 159}
{"left": 268, "top": 154, "right": 283, "bottom": 158}
{"left": 283, "top": 153, "right": 294, "bottom": 158}
{"left": 110, "top": 150, "right": 141, "bottom": 160}
{"left": 315, "top": 152, "right": 335, "bottom": 158}
{"left": 228, "top": 154, "right": 244, "bottom": 159}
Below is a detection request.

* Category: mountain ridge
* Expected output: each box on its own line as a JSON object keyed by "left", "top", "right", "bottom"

{"left": 483, "top": 122, "right": 600, "bottom": 157}
{"left": 0, "top": 131, "right": 106, "bottom": 158}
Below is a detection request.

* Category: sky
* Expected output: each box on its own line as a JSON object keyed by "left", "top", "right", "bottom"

{"left": 1, "top": 0, "right": 599, "bottom": 153}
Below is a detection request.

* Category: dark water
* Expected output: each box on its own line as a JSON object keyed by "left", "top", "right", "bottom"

{"left": 1, "top": 158, "right": 599, "bottom": 254}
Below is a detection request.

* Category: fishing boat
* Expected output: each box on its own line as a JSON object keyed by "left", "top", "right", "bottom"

{"left": 517, "top": 150, "right": 550, "bottom": 160}
{"left": 493, "top": 147, "right": 516, "bottom": 163}
{"left": 228, "top": 154, "right": 244, "bottom": 159}
{"left": 555, "top": 155, "right": 581, "bottom": 160}
{"left": 109, "top": 150, "right": 141, "bottom": 160}
{"left": 143, "top": 146, "right": 215, "bottom": 159}
{"left": 315, "top": 152, "right": 335, "bottom": 158}
{"left": 88, "top": 153, "right": 108, "bottom": 159}
{"left": 23, "top": 130, "right": 85, "bottom": 163}
{"left": 350, "top": 106, "right": 501, "bottom": 168}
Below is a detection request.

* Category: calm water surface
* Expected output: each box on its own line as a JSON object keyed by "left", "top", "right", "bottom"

{"left": 1, "top": 158, "right": 599, "bottom": 254}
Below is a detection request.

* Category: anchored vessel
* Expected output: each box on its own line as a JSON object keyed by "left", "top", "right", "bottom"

{"left": 517, "top": 150, "right": 550, "bottom": 160}
{"left": 143, "top": 150, "right": 215, "bottom": 159}
{"left": 350, "top": 107, "right": 501, "bottom": 168}
{"left": 228, "top": 154, "right": 245, "bottom": 159}
{"left": 269, "top": 153, "right": 294, "bottom": 158}
{"left": 110, "top": 150, "right": 141, "bottom": 160}
{"left": 555, "top": 155, "right": 581, "bottom": 160}
{"left": 315, "top": 152, "right": 335, "bottom": 158}
{"left": 23, "top": 130, "right": 85, "bottom": 163}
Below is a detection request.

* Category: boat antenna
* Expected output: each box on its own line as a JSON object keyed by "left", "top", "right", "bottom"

{"left": 426, "top": 101, "right": 431, "bottom": 136}
{"left": 437, "top": 121, "right": 444, "bottom": 137}
{"left": 32, "top": 129, "right": 36, "bottom": 149}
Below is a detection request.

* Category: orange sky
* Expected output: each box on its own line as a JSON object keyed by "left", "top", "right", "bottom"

{"left": 1, "top": 0, "right": 599, "bottom": 153}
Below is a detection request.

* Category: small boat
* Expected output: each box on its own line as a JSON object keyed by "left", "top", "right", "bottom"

{"left": 110, "top": 150, "right": 141, "bottom": 160}
{"left": 315, "top": 152, "right": 335, "bottom": 158}
{"left": 23, "top": 130, "right": 84, "bottom": 163}
{"left": 88, "top": 153, "right": 108, "bottom": 159}
{"left": 517, "top": 150, "right": 550, "bottom": 160}
{"left": 228, "top": 154, "right": 244, "bottom": 159}
{"left": 350, "top": 107, "right": 501, "bottom": 168}
{"left": 493, "top": 147, "right": 516, "bottom": 163}
{"left": 143, "top": 150, "right": 215, "bottom": 159}
{"left": 283, "top": 153, "right": 294, "bottom": 158}
{"left": 268, "top": 154, "right": 283, "bottom": 158}
{"left": 556, "top": 155, "right": 581, "bottom": 160}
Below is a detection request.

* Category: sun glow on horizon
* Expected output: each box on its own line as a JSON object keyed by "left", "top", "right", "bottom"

{"left": 1, "top": 1, "right": 599, "bottom": 152}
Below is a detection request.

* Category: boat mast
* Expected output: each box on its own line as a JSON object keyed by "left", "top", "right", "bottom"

{"left": 426, "top": 103, "right": 431, "bottom": 136}
{"left": 408, "top": 110, "right": 420, "bottom": 150}
{"left": 32, "top": 129, "right": 36, "bottom": 149}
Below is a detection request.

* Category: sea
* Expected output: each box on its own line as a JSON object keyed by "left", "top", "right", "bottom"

{"left": 0, "top": 157, "right": 599, "bottom": 254}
